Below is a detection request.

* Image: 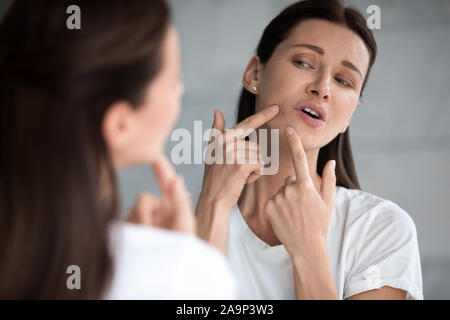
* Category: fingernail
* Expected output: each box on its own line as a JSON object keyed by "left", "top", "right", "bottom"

{"left": 286, "top": 127, "right": 294, "bottom": 135}
{"left": 331, "top": 160, "right": 336, "bottom": 171}
{"left": 270, "top": 105, "right": 279, "bottom": 112}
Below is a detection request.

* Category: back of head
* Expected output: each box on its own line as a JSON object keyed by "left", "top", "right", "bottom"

{"left": 0, "top": 0, "right": 169, "bottom": 299}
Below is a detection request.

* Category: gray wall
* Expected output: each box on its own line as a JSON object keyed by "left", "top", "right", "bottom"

{"left": 1, "top": 0, "right": 449, "bottom": 299}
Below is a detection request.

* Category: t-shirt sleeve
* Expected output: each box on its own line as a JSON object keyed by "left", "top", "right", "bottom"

{"left": 343, "top": 201, "right": 423, "bottom": 300}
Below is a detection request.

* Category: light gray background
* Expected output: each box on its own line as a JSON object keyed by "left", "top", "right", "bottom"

{"left": 2, "top": 0, "right": 449, "bottom": 299}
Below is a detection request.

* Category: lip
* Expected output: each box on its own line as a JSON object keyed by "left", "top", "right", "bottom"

{"left": 293, "top": 101, "right": 327, "bottom": 128}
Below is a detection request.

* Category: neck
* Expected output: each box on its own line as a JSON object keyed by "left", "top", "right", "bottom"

{"left": 237, "top": 144, "right": 322, "bottom": 246}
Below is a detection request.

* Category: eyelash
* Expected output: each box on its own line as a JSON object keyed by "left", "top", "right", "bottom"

{"left": 334, "top": 77, "right": 352, "bottom": 87}
{"left": 293, "top": 59, "right": 353, "bottom": 88}
{"left": 294, "top": 59, "right": 312, "bottom": 68}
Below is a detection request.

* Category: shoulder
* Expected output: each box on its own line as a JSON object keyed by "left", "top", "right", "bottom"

{"left": 105, "top": 221, "right": 237, "bottom": 299}
{"left": 110, "top": 220, "right": 210, "bottom": 253}
{"left": 336, "top": 188, "right": 423, "bottom": 300}
{"left": 335, "top": 186, "right": 417, "bottom": 236}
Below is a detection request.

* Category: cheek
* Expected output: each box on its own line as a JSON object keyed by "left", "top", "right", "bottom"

{"left": 132, "top": 90, "right": 180, "bottom": 158}
{"left": 162, "top": 84, "right": 182, "bottom": 132}
{"left": 263, "top": 107, "right": 291, "bottom": 133}
{"left": 259, "top": 64, "right": 298, "bottom": 105}
{"left": 147, "top": 93, "right": 180, "bottom": 140}
{"left": 332, "top": 91, "right": 358, "bottom": 124}
{"left": 150, "top": 80, "right": 181, "bottom": 124}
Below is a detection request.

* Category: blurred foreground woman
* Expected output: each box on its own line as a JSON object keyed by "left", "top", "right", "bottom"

{"left": 0, "top": 0, "right": 236, "bottom": 299}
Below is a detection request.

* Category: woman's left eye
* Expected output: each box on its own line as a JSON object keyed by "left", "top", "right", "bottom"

{"left": 294, "top": 60, "right": 311, "bottom": 68}
{"left": 335, "top": 77, "right": 351, "bottom": 87}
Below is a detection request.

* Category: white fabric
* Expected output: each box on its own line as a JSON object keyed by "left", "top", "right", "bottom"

{"left": 104, "top": 221, "right": 238, "bottom": 299}
{"left": 226, "top": 186, "right": 423, "bottom": 300}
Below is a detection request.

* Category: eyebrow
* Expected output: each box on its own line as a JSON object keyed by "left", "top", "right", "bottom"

{"left": 291, "top": 43, "right": 363, "bottom": 79}
{"left": 292, "top": 43, "right": 324, "bottom": 55}
{"left": 341, "top": 60, "right": 362, "bottom": 79}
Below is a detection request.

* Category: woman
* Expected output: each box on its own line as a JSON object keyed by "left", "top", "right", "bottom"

{"left": 0, "top": 0, "right": 236, "bottom": 299}
{"left": 196, "top": 0, "right": 423, "bottom": 300}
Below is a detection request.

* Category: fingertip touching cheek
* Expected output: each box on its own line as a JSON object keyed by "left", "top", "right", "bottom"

{"left": 254, "top": 19, "right": 370, "bottom": 150}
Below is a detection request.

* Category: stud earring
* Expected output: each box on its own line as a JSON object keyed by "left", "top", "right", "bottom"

{"left": 252, "top": 86, "right": 257, "bottom": 91}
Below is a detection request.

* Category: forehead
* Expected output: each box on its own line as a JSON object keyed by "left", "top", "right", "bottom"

{"left": 279, "top": 19, "right": 370, "bottom": 76}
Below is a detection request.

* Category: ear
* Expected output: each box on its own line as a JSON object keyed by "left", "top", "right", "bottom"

{"left": 242, "top": 55, "right": 262, "bottom": 94}
{"left": 102, "top": 101, "right": 134, "bottom": 153}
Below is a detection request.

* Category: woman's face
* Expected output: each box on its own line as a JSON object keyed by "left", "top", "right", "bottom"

{"left": 107, "top": 25, "right": 183, "bottom": 168}
{"left": 251, "top": 19, "right": 370, "bottom": 151}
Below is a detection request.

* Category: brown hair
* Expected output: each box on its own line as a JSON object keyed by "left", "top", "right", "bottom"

{"left": 237, "top": 0, "right": 377, "bottom": 190}
{"left": 0, "top": 0, "right": 169, "bottom": 298}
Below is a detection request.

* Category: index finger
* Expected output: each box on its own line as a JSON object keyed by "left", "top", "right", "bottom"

{"left": 151, "top": 154, "right": 177, "bottom": 193}
{"left": 285, "top": 126, "right": 313, "bottom": 184}
{"left": 232, "top": 105, "right": 279, "bottom": 138}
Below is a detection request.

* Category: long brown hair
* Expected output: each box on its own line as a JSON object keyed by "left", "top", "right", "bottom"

{"left": 0, "top": 0, "right": 169, "bottom": 299}
{"left": 237, "top": 0, "right": 377, "bottom": 190}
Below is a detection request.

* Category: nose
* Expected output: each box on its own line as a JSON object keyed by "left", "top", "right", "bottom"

{"left": 305, "top": 75, "right": 330, "bottom": 102}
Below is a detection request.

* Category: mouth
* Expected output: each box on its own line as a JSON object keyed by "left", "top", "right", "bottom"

{"left": 293, "top": 101, "right": 327, "bottom": 128}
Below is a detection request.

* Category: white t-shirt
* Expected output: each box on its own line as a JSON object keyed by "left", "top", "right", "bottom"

{"left": 226, "top": 185, "right": 423, "bottom": 300}
{"left": 104, "top": 221, "right": 238, "bottom": 299}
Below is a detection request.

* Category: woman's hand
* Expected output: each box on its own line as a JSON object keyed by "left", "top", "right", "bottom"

{"left": 195, "top": 105, "right": 279, "bottom": 253}
{"left": 265, "top": 126, "right": 337, "bottom": 299}
{"left": 126, "top": 155, "right": 196, "bottom": 235}
{"left": 265, "top": 126, "right": 336, "bottom": 259}
{"left": 198, "top": 106, "right": 279, "bottom": 210}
